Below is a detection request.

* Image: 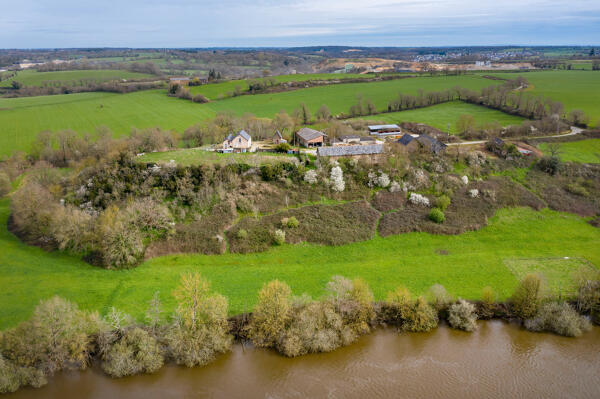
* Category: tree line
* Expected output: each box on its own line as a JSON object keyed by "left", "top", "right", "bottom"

{"left": 1, "top": 272, "right": 598, "bottom": 394}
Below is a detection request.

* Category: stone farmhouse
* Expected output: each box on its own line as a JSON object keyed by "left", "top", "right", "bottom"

{"left": 222, "top": 130, "right": 252, "bottom": 153}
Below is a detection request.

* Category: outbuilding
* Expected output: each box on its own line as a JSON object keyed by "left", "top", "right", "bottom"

{"left": 296, "top": 128, "right": 327, "bottom": 147}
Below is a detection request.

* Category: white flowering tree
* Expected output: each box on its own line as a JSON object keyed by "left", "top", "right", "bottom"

{"left": 330, "top": 166, "right": 345, "bottom": 192}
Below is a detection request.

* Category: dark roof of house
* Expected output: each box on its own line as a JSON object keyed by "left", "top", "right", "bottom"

{"left": 297, "top": 128, "right": 326, "bottom": 141}
{"left": 340, "top": 135, "right": 361, "bottom": 140}
{"left": 416, "top": 134, "right": 447, "bottom": 153}
{"left": 492, "top": 137, "right": 504, "bottom": 146}
{"left": 226, "top": 130, "right": 251, "bottom": 142}
{"left": 238, "top": 130, "right": 251, "bottom": 141}
{"left": 274, "top": 130, "right": 283, "bottom": 139}
{"left": 398, "top": 134, "right": 415, "bottom": 146}
{"left": 317, "top": 144, "right": 384, "bottom": 157}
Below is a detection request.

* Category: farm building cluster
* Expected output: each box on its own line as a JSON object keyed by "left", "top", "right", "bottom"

{"left": 214, "top": 123, "right": 451, "bottom": 159}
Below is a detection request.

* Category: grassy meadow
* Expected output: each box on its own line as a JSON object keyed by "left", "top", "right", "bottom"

{"left": 0, "top": 90, "right": 216, "bottom": 156}
{"left": 139, "top": 148, "right": 299, "bottom": 166}
{"left": 488, "top": 70, "right": 600, "bottom": 126}
{"left": 359, "top": 101, "right": 525, "bottom": 133}
{"left": 0, "top": 74, "right": 493, "bottom": 157}
{"left": 0, "top": 69, "right": 154, "bottom": 87}
{"left": 1, "top": 193, "right": 599, "bottom": 329}
{"left": 539, "top": 139, "right": 600, "bottom": 163}
{"left": 189, "top": 72, "right": 380, "bottom": 99}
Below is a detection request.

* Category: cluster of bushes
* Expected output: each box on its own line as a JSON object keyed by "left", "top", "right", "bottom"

{"left": 247, "top": 277, "right": 375, "bottom": 357}
{"left": 2, "top": 271, "right": 599, "bottom": 394}
{"left": 0, "top": 273, "right": 231, "bottom": 394}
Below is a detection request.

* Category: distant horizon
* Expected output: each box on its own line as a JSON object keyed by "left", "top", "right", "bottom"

{"left": 2, "top": 1, "right": 599, "bottom": 48}
{"left": 2, "top": 44, "right": 599, "bottom": 51}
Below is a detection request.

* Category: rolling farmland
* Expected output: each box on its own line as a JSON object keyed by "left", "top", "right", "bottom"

{"left": 0, "top": 69, "right": 154, "bottom": 87}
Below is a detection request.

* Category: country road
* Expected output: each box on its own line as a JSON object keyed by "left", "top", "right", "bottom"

{"left": 446, "top": 126, "right": 584, "bottom": 146}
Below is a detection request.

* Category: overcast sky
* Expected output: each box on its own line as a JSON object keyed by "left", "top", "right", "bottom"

{"left": 1, "top": 0, "right": 599, "bottom": 48}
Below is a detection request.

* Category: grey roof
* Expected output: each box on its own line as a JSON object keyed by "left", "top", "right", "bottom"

{"left": 360, "top": 136, "right": 376, "bottom": 142}
{"left": 169, "top": 77, "right": 190, "bottom": 81}
{"left": 368, "top": 124, "right": 400, "bottom": 131}
{"left": 238, "top": 130, "right": 251, "bottom": 141}
{"left": 340, "top": 135, "right": 361, "bottom": 140}
{"left": 318, "top": 144, "right": 384, "bottom": 157}
{"left": 274, "top": 130, "right": 283, "bottom": 139}
{"left": 398, "top": 134, "right": 415, "bottom": 146}
{"left": 297, "top": 127, "right": 326, "bottom": 141}
{"left": 416, "top": 134, "right": 447, "bottom": 154}
{"left": 225, "top": 130, "right": 251, "bottom": 142}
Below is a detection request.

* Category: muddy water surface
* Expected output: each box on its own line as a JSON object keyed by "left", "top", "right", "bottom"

{"left": 8, "top": 321, "right": 600, "bottom": 399}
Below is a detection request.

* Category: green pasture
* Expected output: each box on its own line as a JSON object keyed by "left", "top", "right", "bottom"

{"left": 0, "top": 69, "right": 153, "bottom": 87}
{"left": 0, "top": 90, "right": 216, "bottom": 156}
{"left": 1, "top": 194, "right": 598, "bottom": 329}
{"left": 359, "top": 101, "right": 525, "bottom": 133}
{"left": 0, "top": 75, "right": 493, "bottom": 157}
{"left": 539, "top": 139, "right": 600, "bottom": 163}
{"left": 488, "top": 70, "right": 600, "bottom": 126}
{"left": 189, "top": 73, "right": 383, "bottom": 99}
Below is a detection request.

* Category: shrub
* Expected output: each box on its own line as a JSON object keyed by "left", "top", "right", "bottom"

{"left": 278, "top": 301, "right": 344, "bottom": 357}
{"left": 248, "top": 280, "right": 292, "bottom": 348}
{"left": 274, "top": 143, "right": 291, "bottom": 153}
{"left": 537, "top": 156, "right": 560, "bottom": 175}
{"left": 50, "top": 205, "right": 94, "bottom": 253}
{"left": 0, "top": 354, "right": 46, "bottom": 394}
{"left": 409, "top": 193, "right": 429, "bottom": 206}
{"left": 435, "top": 194, "right": 451, "bottom": 211}
{"left": 384, "top": 286, "right": 413, "bottom": 326}
{"left": 479, "top": 286, "right": 496, "bottom": 319}
{"left": 511, "top": 274, "right": 544, "bottom": 320}
{"left": 10, "top": 182, "right": 57, "bottom": 245}
{"left": 304, "top": 169, "right": 318, "bottom": 184}
{"left": 403, "top": 296, "right": 438, "bottom": 332}
{"left": 428, "top": 208, "right": 445, "bottom": 224}
{"left": 166, "top": 273, "right": 232, "bottom": 367}
{"left": 192, "top": 94, "right": 209, "bottom": 103}
{"left": 286, "top": 216, "right": 299, "bottom": 228}
{"left": 566, "top": 183, "right": 590, "bottom": 197}
{"left": 273, "top": 229, "right": 286, "bottom": 245}
{"left": 95, "top": 206, "right": 144, "bottom": 268}
{"left": 326, "top": 276, "right": 375, "bottom": 337}
{"left": 525, "top": 302, "right": 592, "bottom": 337}
{"left": 101, "top": 327, "right": 164, "bottom": 378}
{"left": 428, "top": 284, "right": 453, "bottom": 312}
{"left": 330, "top": 166, "right": 345, "bottom": 192}
{"left": 448, "top": 299, "right": 478, "bottom": 332}
{"left": 0, "top": 297, "right": 101, "bottom": 377}
{"left": 236, "top": 229, "right": 248, "bottom": 239}
{"left": 0, "top": 171, "right": 10, "bottom": 197}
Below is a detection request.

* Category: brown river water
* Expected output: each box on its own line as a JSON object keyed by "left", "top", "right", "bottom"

{"left": 7, "top": 321, "right": 600, "bottom": 399}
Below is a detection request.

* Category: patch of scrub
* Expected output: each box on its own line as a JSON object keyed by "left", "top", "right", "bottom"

{"left": 503, "top": 257, "right": 597, "bottom": 296}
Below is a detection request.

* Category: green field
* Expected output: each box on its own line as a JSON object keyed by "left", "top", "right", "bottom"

{"left": 0, "top": 69, "right": 154, "bottom": 87}
{"left": 139, "top": 148, "right": 299, "bottom": 166}
{"left": 539, "top": 139, "right": 600, "bottom": 163}
{"left": 359, "top": 101, "right": 525, "bottom": 133}
{"left": 488, "top": 70, "right": 600, "bottom": 126}
{"left": 0, "top": 90, "right": 216, "bottom": 156}
{"left": 1, "top": 193, "right": 598, "bottom": 329}
{"left": 189, "top": 73, "right": 386, "bottom": 99}
{"left": 0, "top": 75, "right": 494, "bottom": 157}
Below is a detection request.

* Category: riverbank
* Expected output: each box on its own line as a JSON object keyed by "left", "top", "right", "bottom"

{"left": 6, "top": 322, "right": 600, "bottom": 399}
